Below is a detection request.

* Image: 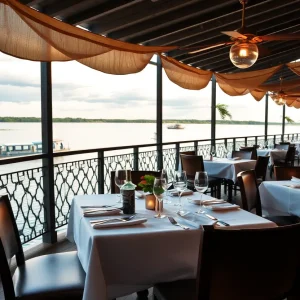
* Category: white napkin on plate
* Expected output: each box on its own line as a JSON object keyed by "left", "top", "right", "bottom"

{"left": 170, "top": 189, "right": 194, "bottom": 196}
{"left": 206, "top": 204, "right": 240, "bottom": 211}
{"left": 135, "top": 191, "right": 144, "bottom": 198}
{"left": 284, "top": 184, "right": 300, "bottom": 189}
{"left": 187, "top": 198, "right": 226, "bottom": 205}
{"left": 291, "top": 176, "right": 300, "bottom": 183}
{"left": 92, "top": 218, "right": 147, "bottom": 229}
{"left": 82, "top": 208, "right": 122, "bottom": 217}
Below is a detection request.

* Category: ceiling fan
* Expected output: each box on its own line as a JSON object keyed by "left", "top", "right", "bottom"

{"left": 181, "top": 0, "right": 300, "bottom": 69}
{"left": 269, "top": 77, "right": 300, "bottom": 105}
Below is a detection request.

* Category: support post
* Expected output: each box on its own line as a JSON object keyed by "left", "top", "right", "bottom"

{"left": 41, "top": 62, "right": 57, "bottom": 244}
{"left": 211, "top": 75, "right": 216, "bottom": 148}
{"left": 264, "top": 93, "right": 268, "bottom": 142}
{"left": 156, "top": 57, "right": 163, "bottom": 170}
{"left": 98, "top": 150, "right": 105, "bottom": 194}
{"left": 282, "top": 105, "right": 286, "bottom": 141}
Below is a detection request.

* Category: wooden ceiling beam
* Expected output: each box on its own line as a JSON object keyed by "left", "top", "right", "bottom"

{"left": 89, "top": 0, "right": 199, "bottom": 35}
{"left": 63, "top": 0, "right": 139, "bottom": 25}
{"left": 115, "top": 0, "right": 239, "bottom": 42}
{"left": 146, "top": 0, "right": 289, "bottom": 47}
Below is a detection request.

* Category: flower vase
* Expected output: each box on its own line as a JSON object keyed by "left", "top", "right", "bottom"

{"left": 145, "top": 194, "right": 156, "bottom": 210}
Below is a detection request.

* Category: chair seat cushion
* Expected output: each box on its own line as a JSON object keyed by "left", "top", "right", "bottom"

{"left": 13, "top": 251, "right": 85, "bottom": 300}
{"left": 154, "top": 279, "right": 197, "bottom": 300}
{"left": 265, "top": 215, "right": 300, "bottom": 226}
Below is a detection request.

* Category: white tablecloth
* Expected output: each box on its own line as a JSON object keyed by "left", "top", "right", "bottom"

{"left": 203, "top": 158, "right": 256, "bottom": 183}
{"left": 259, "top": 180, "right": 300, "bottom": 217}
{"left": 67, "top": 193, "right": 275, "bottom": 300}
{"left": 257, "top": 149, "right": 287, "bottom": 165}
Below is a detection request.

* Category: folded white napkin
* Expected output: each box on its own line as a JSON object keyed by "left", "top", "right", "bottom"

{"left": 135, "top": 191, "right": 144, "bottom": 198}
{"left": 92, "top": 218, "right": 147, "bottom": 229}
{"left": 170, "top": 189, "right": 194, "bottom": 196}
{"left": 187, "top": 198, "right": 226, "bottom": 205}
{"left": 206, "top": 204, "right": 240, "bottom": 211}
{"left": 228, "top": 157, "right": 241, "bottom": 160}
{"left": 284, "top": 184, "right": 300, "bottom": 189}
{"left": 291, "top": 176, "right": 300, "bottom": 183}
{"left": 82, "top": 208, "right": 122, "bottom": 217}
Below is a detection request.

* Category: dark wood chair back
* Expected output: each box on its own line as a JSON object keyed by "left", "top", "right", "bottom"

{"left": 180, "top": 154, "right": 205, "bottom": 182}
{"left": 239, "top": 146, "right": 257, "bottom": 160}
{"left": 274, "top": 166, "right": 300, "bottom": 180}
{"left": 110, "top": 170, "right": 161, "bottom": 193}
{"left": 179, "top": 150, "right": 196, "bottom": 156}
{"left": 232, "top": 150, "right": 252, "bottom": 160}
{"left": 255, "top": 156, "right": 270, "bottom": 181}
{"left": 0, "top": 194, "right": 25, "bottom": 299}
{"left": 199, "top": 224, "right": 300, "bottom": 300}
{"left": 237, "top": 170, "right": 262, "bottom": 216}
{"left": 274, "top": 143, "right": 289, "bottom": 150}
{"left": 285, "top": 146, "right": 296, "bottom": 164}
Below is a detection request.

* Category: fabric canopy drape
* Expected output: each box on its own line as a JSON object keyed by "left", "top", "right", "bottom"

{"left": 0, "top": 0, "right": 300, "bottom": 108}
{"left": 0, "top": 0, "right": 176, "bottom": 74}
{"left": 160, "top": 55, "right": 213, "bottom": 90}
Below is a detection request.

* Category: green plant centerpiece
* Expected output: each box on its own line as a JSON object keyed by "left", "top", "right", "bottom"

{"left": 138, "top": 175, "right": 164, "bottom": 211}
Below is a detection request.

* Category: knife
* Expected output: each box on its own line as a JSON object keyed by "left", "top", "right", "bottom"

{"left": 203, "top": 213, "right": 230, "bottom": 226}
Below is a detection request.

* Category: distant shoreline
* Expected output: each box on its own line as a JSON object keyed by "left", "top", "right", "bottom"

{"left": 0, "top": 117, "right": 296, "bottom": 125}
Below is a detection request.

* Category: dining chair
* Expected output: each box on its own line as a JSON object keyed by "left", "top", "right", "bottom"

{"left": 232, "top": 150, "right": 252, "bottom": 160}
{"left": 110, "top": 170, "right": 161, "bottom": 193}
{"left": 153, "top": 223, "right": 300, "bottom": 300}
{"left": 255, "top": 156, "right": 270, "bottom": 183}
{"left": 180, "top": 154, "right": 221, "bottom": 198}
{"left": 239, "top": 146, "right": 257, "bottom": 160}
{"left": 274, "top": 143, "right": 290, "bottom": 150}
{"left": 274, "top": 166, "right": 300, "bottom": 181}
{"left": 0, "top": 194, "right": 85, "bottom": 300}
{"left": 237, "top": 170, "right": 300, "bottom": 226}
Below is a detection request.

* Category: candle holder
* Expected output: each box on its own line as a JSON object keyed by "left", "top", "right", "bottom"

{"left": 145, "top": 194, "right": 156, "bottom": 210}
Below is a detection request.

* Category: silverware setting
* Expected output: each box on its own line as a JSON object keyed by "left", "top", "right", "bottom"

{"left": 90, "top": 215, "right": 135, "bottom": 225}
{"left": 168, "top": 216, "right": 190, "bottom": 230}
{"left": 196, "top": 210, "right": 230, "bottom": 226}
{"left": 84, "top": 206, "right": 122, "bottom": 214}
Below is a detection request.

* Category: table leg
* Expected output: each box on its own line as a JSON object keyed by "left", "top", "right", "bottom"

{"left": 227, "top": 181, "right": 233, "bottom": 203}
{"left": 136, "top": 289, "right": 149, "bottom": 299}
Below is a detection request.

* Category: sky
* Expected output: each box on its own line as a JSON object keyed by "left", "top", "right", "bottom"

{"left": 0, "top": 52, "right": 299, "bottom": 123}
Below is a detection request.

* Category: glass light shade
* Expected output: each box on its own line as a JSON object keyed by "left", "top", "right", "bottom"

{"left": 229, "top": 42, "right": 259, "bottom": 69}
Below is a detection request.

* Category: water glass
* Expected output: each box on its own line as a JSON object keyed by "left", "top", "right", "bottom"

{"left": 153, "top": 178, "right": 166, "bottom": 218}
{"left": 173, "top": 170, "right": 187, "bottom": 214}
{"left": 194, "top": 171, "right": 208, "bottom": 206}
{"left": 115, "top": 169, "right": 126, "bottom": 203}
{"left": 161, "top": 169, "right": 172, "bottom": 204}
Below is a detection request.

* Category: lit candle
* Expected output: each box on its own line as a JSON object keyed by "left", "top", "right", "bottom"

{"left": 145, "top": 195, "right": 156, "bottom": 210}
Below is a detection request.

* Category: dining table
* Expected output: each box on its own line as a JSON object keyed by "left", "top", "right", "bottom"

{"left": 67, "top": 192, "right": 276, "bottom": 300}
{"left": 257, "top": 149, "right": 287, "bottom": 165}
{"left": 259, "top": 180, "right": 300, "bottom": 217}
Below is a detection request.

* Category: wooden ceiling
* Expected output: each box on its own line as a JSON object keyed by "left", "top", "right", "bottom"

{"left": 19, "top": 0, "right": 300, "bottom": 84}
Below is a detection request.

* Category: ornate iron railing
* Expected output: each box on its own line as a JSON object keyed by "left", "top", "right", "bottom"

{"left": 0, "top": 133, "right": 298, "bottom": 244}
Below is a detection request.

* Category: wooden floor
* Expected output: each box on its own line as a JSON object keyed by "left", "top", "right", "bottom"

{"left": 1, "top": 161, "right": 298, "bottom": 299}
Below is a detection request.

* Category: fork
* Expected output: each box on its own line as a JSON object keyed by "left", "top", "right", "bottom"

{"left": 196, "top": 210, "right": 230, "bottom": 226}
{"left": 90, "top": 215, "right": 134, "bottom": 224}
{"left": 168, "top": 216, "right": 190, "bottom": 230}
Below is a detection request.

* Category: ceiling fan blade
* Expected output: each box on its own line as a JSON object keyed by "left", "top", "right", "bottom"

{"left": 183, "top": 42, "right": 234, "bottom": 54}
{"left": 221, "top": 31, "right": 248, "bottom": 40}
{"left": 257, "top": 45, "right": 271, "bottom": 58}
{"left": 258, "top": 34, "right": 300, "bottom": 41}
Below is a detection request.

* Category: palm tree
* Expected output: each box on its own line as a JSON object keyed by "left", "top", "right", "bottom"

{"left": 216, "top": 103, "right": 232, "bottom": 120}
{"left": 285, "top": 116, "right": 295, "bottom": 124}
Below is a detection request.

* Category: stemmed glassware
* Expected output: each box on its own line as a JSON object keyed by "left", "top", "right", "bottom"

{"left": 153, "top": 178, "right": 166, "bottom": 218}
{"left": 115, "top": 169, "right": 127, "bottom": 203}
{"left": 194, "top": 171, "right": 208, "bottom": 206}
{"left": 173, "top": 170, "right": 187, "bottom": 214}
{"left": 161, "top": 169, "right": 172, "bottom": 204}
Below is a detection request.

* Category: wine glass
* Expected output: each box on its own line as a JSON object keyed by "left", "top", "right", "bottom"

{"left": 115, "top": 169, "right": 126, "bottom": 203}
{"left": 194, "top": 171, "right": 208, "bottom": 206}
{"left": 161, "top": 169, "right": 172, "bottom": 204}
{"left": 173, "top": 170, "right": 187, "bottom": 214}
{"left": 153, "top": 178, "right": 166, "bottom": 218}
